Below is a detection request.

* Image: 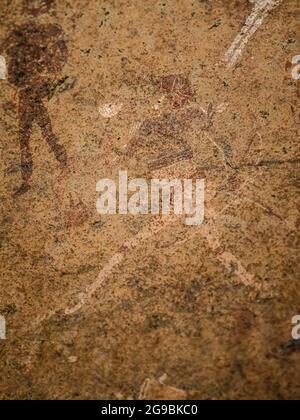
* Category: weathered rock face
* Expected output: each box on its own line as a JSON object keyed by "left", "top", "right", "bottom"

{"left": 0, "top": 0, "right": 299, "bottom": 400}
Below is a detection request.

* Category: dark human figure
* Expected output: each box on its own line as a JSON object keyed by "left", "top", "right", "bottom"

{"left": 2, "top": 0, "right": 68, "bottom": 195}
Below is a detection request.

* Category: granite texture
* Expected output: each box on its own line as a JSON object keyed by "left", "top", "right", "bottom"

{"left": 0, "top": 0, "right": 299, "bottom": 400}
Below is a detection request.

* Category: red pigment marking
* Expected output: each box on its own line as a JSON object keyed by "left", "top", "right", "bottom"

{"left": 22, "top": 0, "right": 55, "bottom": 16}
{"left": 161, "top": 74, "right": 193, "bottom": 108}
{"left": 3, "top": 2, "right": 68, "bottom": 195}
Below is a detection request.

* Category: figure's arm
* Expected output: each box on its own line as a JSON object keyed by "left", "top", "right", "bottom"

{"left": 39, "top": 24, "right": 68, "bottom": 74}
{"left": 0, "top": 37, "right": 6, "bottom": 53}
{"left": 49, "top": 39, "right": 68, "bottom": 73}
{"left": 0, "top": 30, "right": 14, "bottom": 52}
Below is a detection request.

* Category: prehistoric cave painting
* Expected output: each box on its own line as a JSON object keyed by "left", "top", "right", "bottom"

{"left": 22, "top": 0, "right": 55, "bottom": 17}
{"left": 160, "top": 74, "right": 193, "bottom": 108}
{"left": 2, "top": 0, "right": 68, "bottom": 195}
{"left": 124, "top": 74, "right": 196, "bottom": 172}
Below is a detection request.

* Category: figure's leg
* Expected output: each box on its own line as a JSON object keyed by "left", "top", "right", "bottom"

{"left": 36, "top": 102, "right": 67, "bottom": 166}
{"left": 15, "top": 107, "right": 34, "bottom": 196}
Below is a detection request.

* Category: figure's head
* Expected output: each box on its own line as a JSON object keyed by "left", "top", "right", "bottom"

{"left": 22, "top": 0, "right": 55, "bottom": 16}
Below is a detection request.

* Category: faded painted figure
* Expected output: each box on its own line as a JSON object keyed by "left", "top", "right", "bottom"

{"left": 1, "top": 0, "right": 68, "bottom": 195}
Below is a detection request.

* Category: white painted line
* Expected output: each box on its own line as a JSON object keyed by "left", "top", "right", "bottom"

{"left": 0, "top": 315, "right": 6, "bottom": 340}
{"left": 0, "top": 55, "right": 7, "bottom": 80}
{"left": 292, "top": 55, "right": 300, "bottom": 80}
{"left": 64, "top": 216, "right": 177, "bottom": 315}
{"left": 225, "top": 0, "right": 284, "bottom": 68}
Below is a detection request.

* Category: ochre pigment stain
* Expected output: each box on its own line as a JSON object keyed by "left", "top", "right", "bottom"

{"left": 3, "top": 1, "right": 68, "bottom": 195}
{"left": 161, "top": 74, "right": 193, "bottom": 108}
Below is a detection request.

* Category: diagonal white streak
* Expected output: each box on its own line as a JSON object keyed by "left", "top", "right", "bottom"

{"left": 225, "top": 0, "right": 284, "bottom": 67}
{"left": 0, "top": 55, "right": 7, "bottom": 79}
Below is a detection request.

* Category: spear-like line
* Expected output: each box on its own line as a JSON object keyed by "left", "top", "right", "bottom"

{"left": 225, "top": 0, "right": 284, "bottom": 67}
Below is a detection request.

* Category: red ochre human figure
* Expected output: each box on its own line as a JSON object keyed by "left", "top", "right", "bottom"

{"left": 1, "top": 0, "right": 68, "bottom": 195}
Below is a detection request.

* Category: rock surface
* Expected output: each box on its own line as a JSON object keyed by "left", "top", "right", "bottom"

{"left": 0, "top": 0, "right": 299, "bottom": 400}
